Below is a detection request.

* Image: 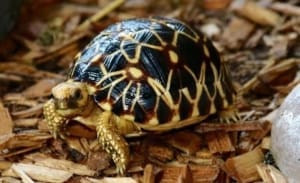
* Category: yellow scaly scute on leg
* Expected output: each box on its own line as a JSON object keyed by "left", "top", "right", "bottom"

{"left": 43, "top": 99, "right": 67, "bottom": 139}
{"left": 96, "top": 111, "right": 132, "bottom": 175}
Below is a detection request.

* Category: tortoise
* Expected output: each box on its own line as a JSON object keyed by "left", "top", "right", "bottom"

{"left": 43, "top": 17, "right": 238, "bottom": 174}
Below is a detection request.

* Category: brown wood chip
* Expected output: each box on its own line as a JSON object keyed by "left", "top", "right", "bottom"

{"left": 190, "top": 165, "right": 220, "bottom": 183}
{"left": 205, "top": 131, "right": 235, "bottom": 154}
{"left": 167, "top": 131, "right": 202, "bottom": 155}
{"left": 270, "top": 2, "right": 300, "bottom": 16}
{"left": 225, "top": 147, "right": 264, "bottom": 182}
{"left": 14, "top": 118, "right": 40, "bottom": 128}
{"left": 11, "top": 103, "right": 44, "bottom": 119}
{"left": 148, "top": 143, "right": 174, "bottom": 162}
{"left": 0, "top": 131, "right": 51, "bottom": 152}
{"left": 0, "top": 62, "right": 64, "bottom": 80}
{"left": 7, "top": 163, "right": 73, "bottom": 183}
{"left": 25, "top": 152, "right": 96, "bottom": 176}
{"left": 143, "top": 164, "right": 155, "bottom": 183}
{"left": 232, "top": 0, "right": 282, "bottom": 26}
{"left": 260, "top": 137, "right": 270, "bottom": 150}
{"left": 86, "top": 150, "right": 111, "bottom": 171}
{"left": 0, "top": 102, "right": 13, "bottom": 136}
{"left": 195, "top": 121, "right": 263, "bottom": 133}
{"left": 81, "top": 177, "right": 138, "bottom": 183}
{"left": 221, "top": 17, "right": 255, "bottom": 50}
{"left": 159, "top": 165, "right": 193, "bottom": 183}
{"left": 22, "top": 79, "right": 59, "bottom": 98}
{"left": 256, "top": 163, "right": 288, "bottom": 183}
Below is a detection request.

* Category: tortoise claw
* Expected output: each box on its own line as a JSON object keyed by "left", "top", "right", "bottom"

{"left": 219, "top": 105, "right": 240, "bottom": 123}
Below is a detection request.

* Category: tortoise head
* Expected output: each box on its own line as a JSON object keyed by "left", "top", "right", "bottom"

{"left": 51, "top": 81, "right": 94, "bottom": 117}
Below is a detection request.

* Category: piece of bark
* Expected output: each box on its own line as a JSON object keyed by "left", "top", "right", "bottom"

{"left": 86, "top": 150, "right": 111, "bottom": 172}
{"left": 277, "top": 18, "right": 300, "bottom": 32}
{"left": 14, "top": 118, "right": 39, "bottom": 128}
{"left": 0, "top": 145, "right": 44, "bottom": 159}
{"left": 0, "top": 62, "right": 64, "bottom": 80}
{"left": 203, "top": 0, "right": 231, "bottom": 10}
{"left": 248, "top": 121, "right": 271, "bottom": 141}
{"left": 0, "top": 102, "right": 13, "bottom": 136}
{"left": 260, "top": 137, "right": 270, "bottom": 150}
{"left": 65, "top": 121, "right": 97, "bottom": 139}
{"left": 143, "top": 164, "right": 155, "bottom": 183}
{"left": 0, "top": 177, "right": 21, "bottom": 183}
{"left": 200, "top": 23, "right": 221, "bottom": 38}
{"left": 205, "top": 131, "right": 235, "bottom": 154}
{"left": 36, "top": 159, "right": 95, "bottom": 176}
{"left": 159, "top": 165, "right": 193, "bottom": 183}
{"left": 195, "top": 149, "right": 213, "bottom": 159}
{"left": 76, "top": 0, "right": 125, "bottom": 32}
{"left": 268, "top": 37, "right": 289, "bottom": 60}
{"left": 167, "top": 131, "right": 201, "bottom": 155}
{"left": 0, "top": 73, "right": 23, "bottom": 82}
{"left": 225, "top": 147, "right": 264, "bottom": 182}
{"left": 196, "top": 121, "right": 263, "bottom": 133}
{"left": 0, "top": 160, "right": 12, "bottom": 170}
{"left": 3, "top": 93, "right": 37, "bottom": 106}
{"left": 11, "top": 164, "right": 35, "bottom": 183}
{"left": 64, "top": 136, "right": 89, "bottom": 156}
{"left": 232, "top": 0, "right": 281, "bottom": 26}
{"left": 11, "top": 103, "right": 44, "bottom": 119}
{"left": 270, "top": 2, "right": 300, "bottom": 17}
{"left": 221, "top": 17, "right": 255, "bottom": 50}
{"left": 26, "top": 153, "right": 96, "bottom": 176}
{"left": 243, "top": 59, "right": 299, "bottom": 95}
{"left": 177, "top": 154, "right": 214, "bottom": 165}
{"left": 33, "top": 33, "right": 87, "bottom": 64}
{"left": 256, "top": 164, "right": 288, "bottom": 183}
{"left": 22, "top": 79, "right": 59, "bottom": 98}
{"left": 0, "top": 131, "right": 51, "bottom": 154}
{"left": 38, "top": 118, "right": 50, "bottom": 131}
{"left": 148, "top": 143, "right": 174, "bottom": 162}
{"left": 190, "top": 165, "right": 219, "bottom": 183}
{"left": 245, "top": 29, "right": 265, "bottom": 48}
{"left": 103, "top": 164, "right": 144, "bottom": 175}
{"left": 5, "top": 163, "right": 73, "bottom": 183}
{"left": 81, "top": 177, "right": 138, "bottom": 183}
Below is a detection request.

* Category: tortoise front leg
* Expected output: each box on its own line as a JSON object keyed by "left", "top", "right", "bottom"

{"left": 96, "top": 111, "right": 130, "bottom": 175}
{"left": 43, "top": 99, "right": 67, "bottom": 139}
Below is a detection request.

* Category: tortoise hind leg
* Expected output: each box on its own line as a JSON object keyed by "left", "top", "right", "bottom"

{"left": 218, "top": 105, "right": 240, "bottom": 123}
{"left": 96, "top": 111, "right": 139, "bottom": 174}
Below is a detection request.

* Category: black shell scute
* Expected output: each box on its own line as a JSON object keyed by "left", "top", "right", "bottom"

{"left": 70, "top": 17, "right": 236, "bottom": 124}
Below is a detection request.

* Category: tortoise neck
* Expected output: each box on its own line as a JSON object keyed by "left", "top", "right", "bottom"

{"left": 80, "top": 96, "right": 97, "bottom": 117}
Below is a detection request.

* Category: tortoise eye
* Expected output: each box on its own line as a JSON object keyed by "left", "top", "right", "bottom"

{"left": 74, "top": 89, "right": 82, "bottom": 99}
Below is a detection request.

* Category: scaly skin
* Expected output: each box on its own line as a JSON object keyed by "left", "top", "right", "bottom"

{"left": 43, "top": 99, "right": 67, "bottom": 139}
{"left": 95, "top": 111, "right": 129, "bottom": 175}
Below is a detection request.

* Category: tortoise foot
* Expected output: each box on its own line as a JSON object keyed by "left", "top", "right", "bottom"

{"left": 96, "top": 111, "right": 129, "bottom": 175}
{"left": 219, "top": 105, "right": 240, "bottom": 123}
{"left": 43, "top": 99, "right": 67, "bottom": 139}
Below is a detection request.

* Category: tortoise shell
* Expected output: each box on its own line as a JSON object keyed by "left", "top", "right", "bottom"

{"left": 70, "top": 17, "right": 236, "bottom": 127}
